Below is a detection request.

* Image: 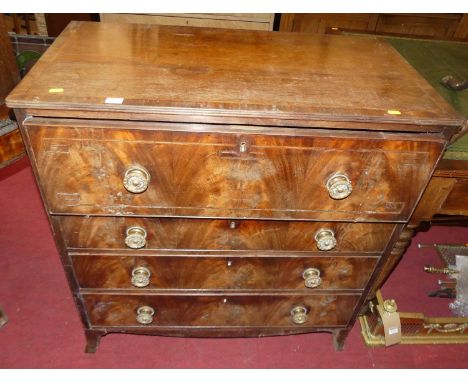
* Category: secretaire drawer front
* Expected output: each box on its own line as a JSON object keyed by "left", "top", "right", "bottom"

{"left": 83, "top": 294, "right": 360, "bottom": 327}
{"left": 71, "top": 255, "right": 378, "bottom": 290}
{"left": 26, "top": 119, "right": 444, "bottom": 221}
{"left": 59, "top": 216, "right": 397, "bottom": 254}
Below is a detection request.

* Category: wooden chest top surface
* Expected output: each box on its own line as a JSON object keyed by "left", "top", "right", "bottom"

{"left": 6, "top": 21, "right": 462, "bottom": 128}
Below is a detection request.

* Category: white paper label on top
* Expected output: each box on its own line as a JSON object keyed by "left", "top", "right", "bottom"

{"left": 105, "top": 97, "right": 124, "bottom": 104}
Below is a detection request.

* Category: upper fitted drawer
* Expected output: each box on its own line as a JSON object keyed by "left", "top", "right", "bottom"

{"left": 25, "top": 118, "right": 444, "bottom": 221}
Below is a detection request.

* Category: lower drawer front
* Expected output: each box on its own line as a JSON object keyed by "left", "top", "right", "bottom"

{"left": 71, "top": 255, "right": 378, "bottom": 290}
{"left": 83, "top": 294, "right": 360, "bottom": 327}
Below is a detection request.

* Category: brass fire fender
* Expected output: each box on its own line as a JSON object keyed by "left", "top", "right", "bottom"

{"left": 359, "top": 290, "right": 468, "bottom": 346}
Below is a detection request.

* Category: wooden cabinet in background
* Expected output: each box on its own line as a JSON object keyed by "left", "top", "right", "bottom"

{"left": 100, "top": 13, "right": 275, "bottom": 31}
{"left": 375, "top": 14, "right": 461, "bottom": 39}
{"left": 0, "top": 15, "right": 19, "bottom": 105}
{"left": 280, "top": 13, "right": 379, "bottom": 34}
{"left": 280, "top": 13, "right": 468, "bottom": 41}
{"left": 43, "top": 13, "right": 96, "bottom": 37}
{"left": 0, "top": 14, "right": 24, "bottom": 168}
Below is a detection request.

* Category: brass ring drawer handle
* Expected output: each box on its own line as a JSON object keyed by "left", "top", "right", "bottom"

{"left": 314, "top": 228, "right": 337, "bottom": 251}
{"left": 123, "top": 165, "right": 151, "bottom": 193}
{"left": 136, "top": 306, "right": 155, "bottom": 325}
{"left": 302, "top": 268, "right": 322, "bottom": 288}
{"left": 326, "top": 173, "right": 352, "bottom": 200}
{"left": 291, "top": 306, "right": 308, "bottom": 325}
{"left": 125, "top": 226, "right": 147, "bottom": 249}
{"left": 131, "top": 266, "right": 151, "bottom": 288}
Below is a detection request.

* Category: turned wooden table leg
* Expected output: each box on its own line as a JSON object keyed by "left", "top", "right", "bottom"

{"left": 84, "top": 330, "right": 104, "bottom": 353}
{"left": 333, "top": 328, "right": 350, "bottom": 351}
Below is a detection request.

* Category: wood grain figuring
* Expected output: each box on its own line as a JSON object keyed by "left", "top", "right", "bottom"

{"left": 71, "top": 255, "right": 378, "bottom": 290}
{"left": 26, "top": 120, "right": 444, "bottom": 221}
{"left": 5, "top": 22, "right": 462, "bottom": 127}
{"left": 59, "top": 216, "right": 396, "bottom": 254}
{"left": 83, "top": 293, "right": 360, "bottom": 328}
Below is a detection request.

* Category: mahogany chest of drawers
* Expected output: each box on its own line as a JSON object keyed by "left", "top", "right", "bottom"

{"left": 6, "top": 21, "right": 463, "bottom": 352}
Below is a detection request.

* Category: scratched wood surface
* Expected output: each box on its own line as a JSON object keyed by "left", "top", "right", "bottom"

{"left": 83, "top": 293, "right": 360, "bottom": 328}
{"left": 59, "top": 216, "right": 396, "bottom": 254}
{"left": 6, "top": 21, "right": 462, "bottom": 128}
{"left": 71, "top": 255, "right": 378, "bottom": 290}
{"left": 26, "top": 119, "right": 444, "bottom": 221}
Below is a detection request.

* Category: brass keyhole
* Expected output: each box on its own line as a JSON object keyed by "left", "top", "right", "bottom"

{"left": 239, "top": 141, "right": 248, "bottom": 153}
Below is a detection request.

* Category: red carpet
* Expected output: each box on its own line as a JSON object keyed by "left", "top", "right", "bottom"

{"left": 1, "top": 156, "right": 468, "bottom": 368}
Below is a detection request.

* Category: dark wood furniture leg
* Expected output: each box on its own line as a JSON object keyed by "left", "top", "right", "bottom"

{"left": 84, "top": 330, "right": 105, "bottom": 353}
{"left": 333, "top": 328, "right": 350, "bottom": 351}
